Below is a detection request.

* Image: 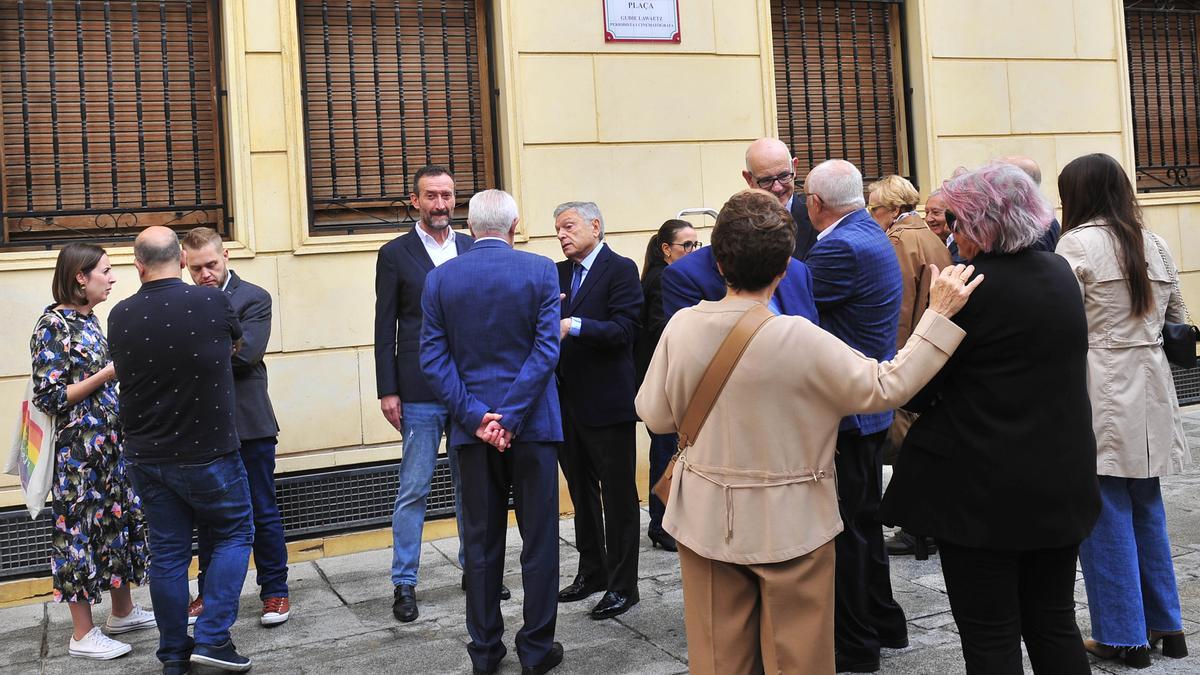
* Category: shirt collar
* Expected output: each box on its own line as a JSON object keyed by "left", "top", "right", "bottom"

{"left": 816, "top": 210, "right": 856, "bottom": 241}
{"left": 220, "top": 271, "right": 232, "bottom": 292}
{"left": 475, "top": 236, "right": 510, "bottom": 246}
{"left": 576, "top": 241, "right": 605, "bottom": 271}
{"left": 415, "top": 222, "right": 456, "bottom": 249}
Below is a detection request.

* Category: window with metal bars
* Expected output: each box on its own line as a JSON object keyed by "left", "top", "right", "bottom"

{"left": 1125, "top": 0, "right": 1200, "bottom": 193}
{"left": 771, "top": 0, "right": 910, "bottom": 187}
{"left": 0, "top": 0, "right": 229, "bottom": 250}
{"left": 298, "top": 0, "right": 497, "bottom": 234}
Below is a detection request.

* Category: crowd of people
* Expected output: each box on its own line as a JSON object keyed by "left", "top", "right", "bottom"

{"left": 23, "top": 138, "right": 1194, "bottom": 675}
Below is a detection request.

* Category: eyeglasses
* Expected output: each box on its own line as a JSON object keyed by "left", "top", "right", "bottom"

{"left": 669, "top": 241, "right": 703, "bottom": 251}
{"left": 752, "top": 171, "right": 795, "bottom": 189}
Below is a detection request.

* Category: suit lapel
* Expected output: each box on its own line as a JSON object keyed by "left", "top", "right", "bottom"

{"left": 401, "top": 229, "right": 435, "bottom": 273}
{"left": 567, "top": 245, "right": 611, "bottom": 314}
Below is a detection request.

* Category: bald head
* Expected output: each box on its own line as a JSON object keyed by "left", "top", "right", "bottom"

{"left": 997, "top": 154, "right": 1042, "bottom": 186}
{"left": 133, "top": 226, "right": 182, "bottom": 280}
{"left": 743, "top": 138, "right": 799, "bottom": 205}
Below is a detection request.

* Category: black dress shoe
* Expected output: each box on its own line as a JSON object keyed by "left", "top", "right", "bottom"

{"left": 392, "top": 583, "right": 418, "bottom": 622}
{"left": 879, "top": 635, "right": 909, "bottom": 650}
{"left": 885, "top": 530, "right": 937, "bottom": 557}
{"left": 461, "top": 574, "right": 512, "bottom": 600}
{"left": 522, "top": 641, "right": 563, "bottom": 675}
{"left": 834, "top": 652, "right": 880, "bottom": 673}
{"left": 648, "top": 530, "right": 677, "bottom": 552}
{"left": 589, "top": 590, "right": 639, "bottom": 620}
{"left": 558, "top": 576, "right": 605, "bottom": 603}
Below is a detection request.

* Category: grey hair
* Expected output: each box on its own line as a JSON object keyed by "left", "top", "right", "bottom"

{"left": 806, "top": 159, "right": 866, "bottom": 210}
{"left": 467, "top": 189, "right": 519, "bottom": 237}
{"left": 134, "top": 231, "right": 181, "bottom": 267}
{"left": 553, "top": 201, "right": 605, "bottom": 237}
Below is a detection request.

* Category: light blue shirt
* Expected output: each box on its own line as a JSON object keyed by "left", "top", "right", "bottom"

{"left": 567, "top": 241, "right": 605, "bottom": 337}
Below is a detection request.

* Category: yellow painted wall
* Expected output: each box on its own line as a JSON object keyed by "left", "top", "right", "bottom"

{"left": 1, "top": 0, "right": 1198, "bottom": 508}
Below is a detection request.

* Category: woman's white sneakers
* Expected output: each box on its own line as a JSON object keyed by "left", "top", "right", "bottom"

{"left": 105, "top": 605, "right": 158, "bottom": 634}
{"left": 67, "top": 627, "right": 132, "bottom": 660}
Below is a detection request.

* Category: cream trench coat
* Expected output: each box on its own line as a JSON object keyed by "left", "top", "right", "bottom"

{"left": 634, "top": 297, "right": 965, "bottom": 565}
{"left": 1056, "top": 221, "right": 1191, "bottom": 478}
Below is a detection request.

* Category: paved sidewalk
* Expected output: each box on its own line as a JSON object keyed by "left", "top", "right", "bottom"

{"left": 5, "top": 411, "right": 1200, "bottom": 674}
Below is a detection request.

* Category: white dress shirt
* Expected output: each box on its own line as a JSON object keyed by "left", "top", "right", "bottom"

{"left": 815, "top": 211, "right": 856, "bottom": 241}
{"left": 415, "top": 223, "right": 458, "bottom": 267}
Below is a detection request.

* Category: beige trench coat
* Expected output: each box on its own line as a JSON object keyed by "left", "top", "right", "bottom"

{"left": 1056, "top": 221, "right": 1191, "bottom": 478}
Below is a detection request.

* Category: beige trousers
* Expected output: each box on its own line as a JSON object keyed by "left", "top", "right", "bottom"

{"left": 678, "top": 540, "right": 836, "bottom": 674}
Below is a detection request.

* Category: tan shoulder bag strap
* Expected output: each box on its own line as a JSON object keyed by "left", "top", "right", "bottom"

{"left": 677, "top": 303, "right": 776, "bottom": 449}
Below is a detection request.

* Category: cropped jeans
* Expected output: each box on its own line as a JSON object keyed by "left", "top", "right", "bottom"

{"left": 1079, "top": 475, "right": 1183, "bottom": 647}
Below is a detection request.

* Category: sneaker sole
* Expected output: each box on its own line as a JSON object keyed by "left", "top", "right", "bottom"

{"left": 68, "top": 644, "right": 132, "bottom": 660}
{"left": 190, "top": 654, "right": 252, "bottom": 671}
{"left": 260, "top": 612, "right": 290, "bottom": 626}
{"left": 105, "top": 619, "right": 158, "bottom": 635}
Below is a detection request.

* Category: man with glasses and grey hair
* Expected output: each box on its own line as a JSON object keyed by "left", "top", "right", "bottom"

{"left": 742, "top": 137, "right": 819, "bottom": 258}
{"left": 420, "top": 189, "right": 564, "bottom": 675}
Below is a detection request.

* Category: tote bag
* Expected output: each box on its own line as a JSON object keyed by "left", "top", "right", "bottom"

{"left": 5, "top": 378, "right": 56, "bottom": 518}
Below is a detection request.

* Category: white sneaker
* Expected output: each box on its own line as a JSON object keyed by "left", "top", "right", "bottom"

{"left": 68, "top": 626, "right": 132, "bottom": 660}
{"left": 105, "top": 604, "right": 158, "bottom": 634}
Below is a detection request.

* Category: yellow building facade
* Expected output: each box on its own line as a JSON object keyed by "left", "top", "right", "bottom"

{"left": 0, "top": 0, "right": 1197, "bottom": 517}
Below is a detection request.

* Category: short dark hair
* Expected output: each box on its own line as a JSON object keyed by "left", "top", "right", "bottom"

{"left": 711, "top": 190, "right": 795, "bottom": 292}
{"left": 52, "top": 243, "right": 106, "bottom": 305}
{"left": 134, "top": 230, "right": 181, "bottom": 267}
{"left": 412, "top": 165, "right": 454, "bottom": 196}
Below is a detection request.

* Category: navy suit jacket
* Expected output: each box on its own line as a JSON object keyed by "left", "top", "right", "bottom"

{"left": 791, "top": 194, "right": 819, "bottom": 259}
{"left": 225, "top": 271, "right": 279, "bottom": 441}
{"left": 557, "top": 244, "right": 643, "bottom": 427}
{"left": 419, "top": 239, "right": 563, "bottom": 447}
{"left": 374, "top": 229, "right": 474, "bottom": 402}
{"left": 805, "top": 208, "right": 903, "bottom": 435}
{"left": 660, "top": 247, "right": 819, "bottom": 323}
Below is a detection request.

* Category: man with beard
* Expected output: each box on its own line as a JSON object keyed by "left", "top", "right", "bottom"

{"left": 374, "top": 166, "right": 509, "bottom": 623}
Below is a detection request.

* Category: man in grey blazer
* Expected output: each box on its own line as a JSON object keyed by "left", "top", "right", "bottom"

{"left": 181, "top": 227, "right": 291, "bottom": 627}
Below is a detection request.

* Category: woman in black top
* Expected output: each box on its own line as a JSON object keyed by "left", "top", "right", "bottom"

{"left": 634, "top": 219, "right": 699, "bottom": 551}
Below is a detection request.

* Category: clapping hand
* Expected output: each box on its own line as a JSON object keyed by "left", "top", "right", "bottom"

{"left": 475, "top": 412, "right": 513, "bottom": 452}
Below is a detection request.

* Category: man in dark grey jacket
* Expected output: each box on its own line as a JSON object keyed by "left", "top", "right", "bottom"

{"left": 182, "top": 227, "right": 290, "bottom": 628}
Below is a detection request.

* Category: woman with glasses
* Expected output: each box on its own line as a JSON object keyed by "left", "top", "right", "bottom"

{"left": 1057, "top": 153, "right": 1191, "bottom": 667}
{"left": 634, "top": 219, "right": 699, "bottom": 552}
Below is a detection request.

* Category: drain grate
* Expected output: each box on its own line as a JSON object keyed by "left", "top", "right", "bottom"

{"left": 0, "top": 456, "right": 457, "bottom": 581}
{"left": 1174, "top": 365, "right": 1200, "bottom": 406}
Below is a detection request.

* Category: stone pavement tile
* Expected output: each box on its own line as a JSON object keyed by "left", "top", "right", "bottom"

{"left": 610, "top": 592, "right": 688, "bottom": 662}
{"left": 224, "top": 631, "right": 470, "bottom": 675}
{"left": 0, "top": 624, "right": 44, "bottom": 671}
{"left": 1179, "top": 576, "right": 1200, "bottom": 622}
{"left": 890, "top": 576, "right": 951, "bottom": 622}
{"left": 40, "top": 652, "right": 158, "bottom": 675}
{"left": 554, "top": 637, "right": 687, "bottom": 675}
{"left": 910, "top": 610, "right": 957, "bottom": 631}
{"left": 232, "top": 603, "right": 376, "bottom": 656}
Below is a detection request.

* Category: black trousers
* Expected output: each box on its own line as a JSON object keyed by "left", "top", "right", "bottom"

{"left": 938, "top": 540, "right": 1091, "bottom": 675}
{"left": 834, "top": 429, "right": 907, "bottom": 664}
{"left": 559, "top": 411, "right": 640, "bottom": 595}
{"left": 458, "top": 441, "right": 559, "bottom": 672}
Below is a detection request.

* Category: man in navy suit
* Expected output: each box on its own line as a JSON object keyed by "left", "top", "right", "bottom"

{"left": 802, "top": 160, "right": 906, "bottom": 673}
{"left": 374, "top": 166, "right": 508, "bottom": 624}
{"left": 661, "top": 138, "right": 820, "bottom": 322}
{"left": 553, "top": 201, "right": 644, "bottom": 621}
{"left": 420, "top": 189, "right": 564, "bottom": 675}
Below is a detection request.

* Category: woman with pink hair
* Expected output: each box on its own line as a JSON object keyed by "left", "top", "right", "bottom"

{"left": 879, "top": 162, "right": 1101, "bottom": 675}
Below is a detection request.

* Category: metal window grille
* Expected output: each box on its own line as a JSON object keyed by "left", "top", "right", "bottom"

{"left": 771, "top": 0, "right": 910, "bottom": 185}
{"left": 297, "top": 0, "right": 498, "bottom": 234}
{"left": 1125, "top": 0, "right": 1200, "bottom": 192}
{"left": 0, "top": 0, "right": 230, "bottom": 249}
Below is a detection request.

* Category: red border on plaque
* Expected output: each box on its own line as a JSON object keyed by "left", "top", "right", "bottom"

{"left": 603, "top": 0, "right": 682, "bottom": 43}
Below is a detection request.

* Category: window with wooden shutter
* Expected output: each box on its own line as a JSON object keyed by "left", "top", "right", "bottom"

{"left": 298, "top": 0, "right": 497, "bottom": 234}
{"left": 0, "top": 0, "right": 229, "bottom": 249}
{"left": 1125, "top": 0, "right": 1200, "bottom": 193}
{"left": 771, "top": 0, "right": 910, "bottom": 186}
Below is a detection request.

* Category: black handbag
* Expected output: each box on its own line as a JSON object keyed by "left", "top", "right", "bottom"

{"left": 1151, "top": 236, "right": 1199, "bottom": 369}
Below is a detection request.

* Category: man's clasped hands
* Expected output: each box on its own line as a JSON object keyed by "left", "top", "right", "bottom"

{"left": 475, "top": 412, "right": 512, "bottom": 451}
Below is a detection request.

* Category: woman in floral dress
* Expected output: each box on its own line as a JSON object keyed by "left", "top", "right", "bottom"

{"left": 30, "top": 243, "right": 155, "bottom": 660}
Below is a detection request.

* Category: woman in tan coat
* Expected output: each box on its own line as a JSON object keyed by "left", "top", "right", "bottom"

{"left": 635, "top": 189, "right": 982, "bottom": 674}
{"left": 1056, "top": 153, "right": 1192, "bottom": 667}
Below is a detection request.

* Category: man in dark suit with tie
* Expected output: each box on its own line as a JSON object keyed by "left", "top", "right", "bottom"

{"left": 420, "top": 189, "right": 564, "bottom": 675}
{"left": 180, "top": 227, "right": 290, "bottom": 627}
{"left": 553, "top": 201, "right": 644, "bottom": 621}
{"left": 802, "top": 160, "right": 906, "bottom": 673}
{"left": 744, "top": 137, "right": 819, "bottom": 258}
{"left": 374, "top": 166, "right": 509, "bottom": 623}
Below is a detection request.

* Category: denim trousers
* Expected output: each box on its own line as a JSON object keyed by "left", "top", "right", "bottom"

{"left": 392, "top": 400, "right": 465, "bottom": 587}
{"left": 127, "top": 452, "right": 254, "bottom": 664}
{"left": 1079, "top": 475, "right": 1183, "bottom": 647}
{"left": 647, "top": 431, "right": 676, "bottom": 536}
{"left": 197, "top": 437, "right": 289, "bottom": 600}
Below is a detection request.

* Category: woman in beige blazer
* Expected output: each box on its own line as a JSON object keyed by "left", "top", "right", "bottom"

{"left": 1056, "top": 153, "right": 1192, "bottom": 666}
{"left": 635, "top": 190, "right": 982, "bottom": 674}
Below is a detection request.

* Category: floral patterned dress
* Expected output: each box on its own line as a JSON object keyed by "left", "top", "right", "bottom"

{"left": 30, "top": 307, "right": 150, "bottom": 603}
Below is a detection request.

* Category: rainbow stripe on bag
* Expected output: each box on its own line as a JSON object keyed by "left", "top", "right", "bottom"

{"left": 17, "top": 401, "right": 43, "bottom": 484}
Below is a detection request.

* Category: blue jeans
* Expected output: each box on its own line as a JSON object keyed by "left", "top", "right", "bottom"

{"left": 1079, "top": 475, "right": 1183, "bottom": 647}
{"left": 197, "top": 437, "right": 289, "bottom": 600}
{"left": 127, "top": 453, "right": 253, "bottom": 664}
{"left": 647, "top": 431, "right": 676, "bottom": 536}
{"left": 391, "top": 401, "right": 465, "bottom": 587}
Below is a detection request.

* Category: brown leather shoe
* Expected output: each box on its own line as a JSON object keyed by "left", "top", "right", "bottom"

{"left": 1083, "top": 639, "right": 1151, "bottom": 668}
{"left": 187, "top": 597, "right": 204, "bottom": 626}
{"left": 261, "top": 596, "right": 291, "bottom": 626}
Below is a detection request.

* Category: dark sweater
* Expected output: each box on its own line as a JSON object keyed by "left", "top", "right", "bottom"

{"left": 109, "top": 277, "right": 243, "bottom": 463}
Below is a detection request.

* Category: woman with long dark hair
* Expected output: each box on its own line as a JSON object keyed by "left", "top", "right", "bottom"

{"left": 31, "top": 243, "right": 154, "bottom": 659}
{"left": 1056, "top": 153, "right": 1191, "bottom": 667}
{"left": 634, "top": 219, "right": 698, "bottom": 551}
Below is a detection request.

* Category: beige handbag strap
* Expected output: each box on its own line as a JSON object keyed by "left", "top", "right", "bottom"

{"left": 677, "top": 304, "right": 775, "bottom": 449}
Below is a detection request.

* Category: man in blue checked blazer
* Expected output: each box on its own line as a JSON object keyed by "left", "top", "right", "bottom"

{"left": 419, "top": 190, "right": 565, "bottom": 675}
{"left": 801, "top": 160, "right": 906, "bottom": 674}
